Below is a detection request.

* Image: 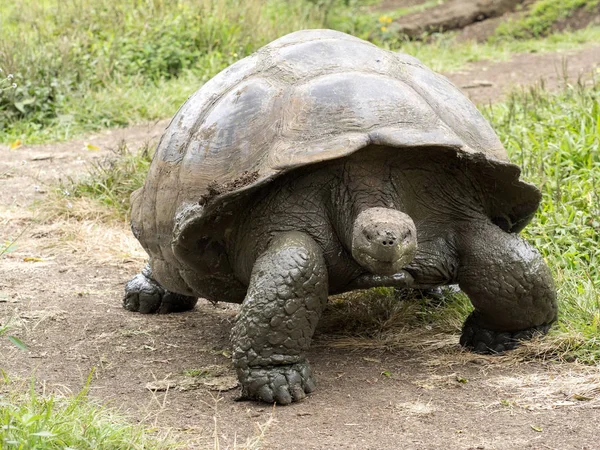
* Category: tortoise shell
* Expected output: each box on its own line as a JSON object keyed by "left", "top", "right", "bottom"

{"left": 130, "top": 29, "right": 540, "bottom": 299}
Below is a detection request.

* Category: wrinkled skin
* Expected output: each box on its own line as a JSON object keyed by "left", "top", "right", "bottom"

{"left": 124, "top": 147, "right": 557, "bottom": 404}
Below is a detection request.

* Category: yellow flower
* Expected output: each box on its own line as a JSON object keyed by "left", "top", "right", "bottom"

{"left": 381, "top": 26, "right": 387, "bottom": 32}
{"left": 378, "top": 15, "right": 390, "bottom": 24}
{"left": 9, "top": 139, "right": 21, "bottom": 150}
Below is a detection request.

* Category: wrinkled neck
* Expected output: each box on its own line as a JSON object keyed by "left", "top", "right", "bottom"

{"left": 330, "top": 157, "right": 401, "bottom": 252}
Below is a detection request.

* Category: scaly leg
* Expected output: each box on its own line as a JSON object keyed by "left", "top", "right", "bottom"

{"left": 456, "top": 221, "right": 557, "bottom": 353}
{"left": 231, "top": 232, "right": 328, "bottom": 404}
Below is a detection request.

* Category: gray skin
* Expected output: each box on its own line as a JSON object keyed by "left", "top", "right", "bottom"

{"left": 124, "top": 147, "right": 557, "bottom": 404}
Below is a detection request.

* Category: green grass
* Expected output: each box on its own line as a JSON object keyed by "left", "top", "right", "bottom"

{"left": 59, "top": 141, "right": 153, "bottom": 219}
{"left": 2, "top": 0, "right": 600, "bottom": 144}
{"left": 327, "top": 0, "right": 444, "bottom": 38}
{"left": 0, "top": 323, "right": 28, "bottom": 352}
{"left": 0, "top": 374, "right": 176, "bottom": 449}
{"left": 483, "top": 80, "right": 600, "bottom": 363}
{"left": 0, "top": 0, "right": 328, "bottom": 143}
{"left": 7, "top": 24, "right": 600, "bottom": 145}
{"left": 494, "top": 0, "right": 600, "bottom": 40}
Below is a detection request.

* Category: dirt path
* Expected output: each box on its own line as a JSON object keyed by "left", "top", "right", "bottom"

{"left": 2, "top": 47, "right": 600, "bottom": 450}
{"left": 444, "top": 44, "right": 600, "bottom": 105}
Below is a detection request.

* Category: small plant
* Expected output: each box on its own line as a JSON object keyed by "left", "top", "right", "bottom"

{"left": 0, "top": 322, "right": 27, "bottom": 351}
{"left": 0, "top": 68, "right": 17, "bottom": 114}
{"left": 0, "top": 68, "right": 17, "bottom": 92}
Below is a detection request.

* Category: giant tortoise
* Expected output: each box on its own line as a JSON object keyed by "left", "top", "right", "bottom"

{"left": 124, "top": 29, "right": 557, "bottom": 404}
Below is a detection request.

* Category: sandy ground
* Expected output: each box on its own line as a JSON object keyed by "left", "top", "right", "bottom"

{"left": 2, "top": 45, "right": 600, "bottom": 449}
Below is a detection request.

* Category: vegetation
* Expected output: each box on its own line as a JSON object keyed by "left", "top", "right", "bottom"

{"left": 485, "top": 81, "right": 600, "bottom": 363}
{"left": 2, "top": 0, "right": 600, "bottom": 144}
{"left": 0, "top": 375, "right": 176, "bottom": 449}
{"left": 0, "top": 0, "right": 327, "bottom": 144}
{"left": 494, "top": 0, "right": 600, "bottom": 40}
{"left": 59, "top": 141, "right": 153, "bottom": 219}
{"left": 0, "top": 323, "right": 27, "bottom": 351}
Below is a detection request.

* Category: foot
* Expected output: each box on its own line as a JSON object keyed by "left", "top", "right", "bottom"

{"left": 460, "top": 312, "right": 552, "bottom": 354}
{"left": 237, "top": 362, "right": 316, "bottom": 405}
{"left": 123, "top": 265, "right": 197, "bottom": 314}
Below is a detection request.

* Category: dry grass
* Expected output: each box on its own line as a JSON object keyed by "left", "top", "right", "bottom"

{"left": 394, "top": 400, "right": 439, "bottom": 416}
{"left": 488, "top": 364, "right": 600, "bottom": 410}
{"left": 2, "top": 217, "right": 146, "bottom": 266}
{"left": 322, "top": 330, "right": 459, "bottom": 354}
{"left": 40, "top": 196, "right": 124, "bottom": 223}
{"left": 316, "top": 287, "right": 600, "bottom": 377}
{"left": 316, "top": 287, "right": 468, "bottom": 356}
{"left": 230, "top": 412, "right": 274, "bottom": 450}
{"left": 204, "top": 396, "right": 275, "bottom": 450}
{"left": 49, "top": 220, "right": 146, "bottom": 265}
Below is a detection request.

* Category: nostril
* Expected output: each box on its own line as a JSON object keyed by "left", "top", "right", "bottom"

{"left": 379, "top": 235, "right": 397, "bottom": 246}
{"left": 362, "top": 225, "right": 402, "bottom": 247}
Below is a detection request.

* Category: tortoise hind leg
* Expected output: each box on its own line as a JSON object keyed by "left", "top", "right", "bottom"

{"left": 123, "top": 263, "right": 198, "bottom": 314}
{"left": 456, "top": 221, "right": 557, "bottom": 353}
{"left": 231, "top": 231, "right": 328, "bottom": 404}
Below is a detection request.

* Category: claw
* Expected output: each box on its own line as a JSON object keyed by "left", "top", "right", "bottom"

{"left": 274, "top": 386, "right": 292, "bottom": 405}
{"left": 257, "top": 385, "right": 274, "bottom": 403}
{"left": 290, "top": 385, "right": 306, "bottom": 401}
{"left": 237, "top": 362, "right": 315, "bottom": 404}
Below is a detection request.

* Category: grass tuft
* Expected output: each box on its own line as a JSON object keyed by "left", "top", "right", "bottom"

{"left": 318, "top": 287, "right": 470, "bottom": 353}
{"left": 50, "top": 141, "right": 153, "bottom": 222}
{"left": 0, "top": 374, "right": 176, "bottom": 449}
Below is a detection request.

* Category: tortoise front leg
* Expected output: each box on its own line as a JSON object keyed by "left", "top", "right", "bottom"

{"left": 456, "top": 221, "right": 557, "bottom": 353}
{"left": 231, "top": 232, "right": 328, "bottom": 404}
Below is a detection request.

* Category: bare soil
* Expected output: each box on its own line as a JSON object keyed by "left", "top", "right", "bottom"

{"left": 2, "top": 47, "right": 600, "bottom": 450}
{"left": 444, "top": 44, "right": 600, "bottom": 105}
{"left": 391, "top": 0, "right": 523, "bottom": 38}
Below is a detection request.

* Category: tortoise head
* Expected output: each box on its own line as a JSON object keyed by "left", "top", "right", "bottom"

{"left": 352, "top": 207, "right": 417, "bottom": 276}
